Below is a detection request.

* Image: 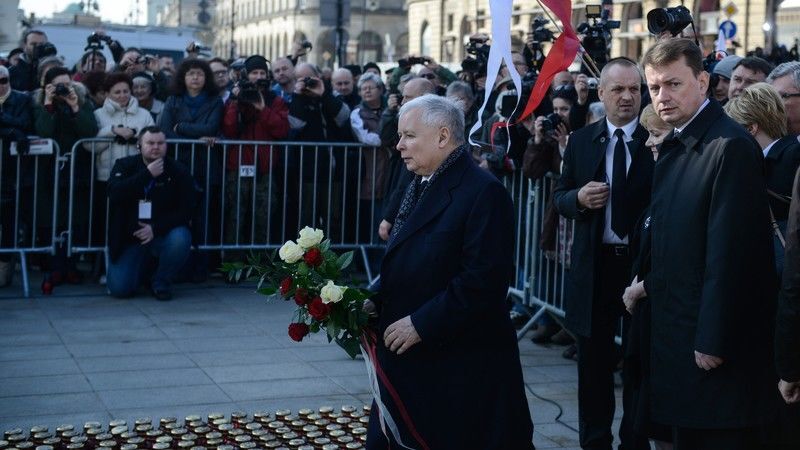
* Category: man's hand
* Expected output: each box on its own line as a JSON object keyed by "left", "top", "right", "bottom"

{"left": 133, "top": 222, "right": 154, "bottom": 245}
{"left": 147, "top": 158, "right": 164, "bottom": 178}
{"left": 384, "top": 315, "right": 421, "bottom": 354}
{"left": 575, "top": 74, "right": 589, "bottom": 105}
{"left": 387, "top": 94, "right": 400, "bottom": 111}
{"left": 305, "top": 77, "right": 325, "bottom": 97}
{"left": 378, "top": 220, "right": 392, "bottom": 241}
{"left": 779, "top": 380, "right": 800, "bottom": 404}
{"left": 423, "top": 56, "right": 440, "bottom": 71}
{"left": 553, "top": 122, "right": 569, "bottom": 149}
{"left": 363, "top": 299, "right": 378, "bottom": 317}
{"left": 44, "top": 84, "right": 56, "bottom": 105}
{"left": 694, "top": 351, "right": 724, "bottom": 371}
{"left": 115, "top": 126, "right": 135, "bottom": 140}
{"left": 622, "top": 276, "right": 646, "bottom": 314}
{"left": 65, "top": 86, "right": 80, "bottom": 112}
{"left": 577, "top": 181, "right": 610, "bottom": 209}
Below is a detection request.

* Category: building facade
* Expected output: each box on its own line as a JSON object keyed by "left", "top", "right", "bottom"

{"left": 157, "top": 0, "right": 216, "bottom": 28}
{"left": 407, "top": 0, "right": 788, "bottom": 67}
{"left": 0, "top": 0, "right": 21, "bottom": 52}
{"left": 212, "top": 0, "right": 407, "bottom": 67}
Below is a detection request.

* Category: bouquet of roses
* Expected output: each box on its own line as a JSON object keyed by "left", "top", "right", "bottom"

{"left": 222, "top": 227, "right": 374, "bottom": 358}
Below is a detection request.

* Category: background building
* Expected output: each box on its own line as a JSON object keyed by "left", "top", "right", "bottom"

{"left": 212, "top": 0, "right": 407, "bottom": 67}
{"left": 156, "top": 0, "right": 215, "bottom": 28}
{"left": 0, "top": 1, "right": 21, "bottom": 52}
{"left": 406, "top": 0, "right": 795, "bottom": 68}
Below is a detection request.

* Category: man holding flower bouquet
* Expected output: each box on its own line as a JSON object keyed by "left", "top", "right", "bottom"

{"left": 363, "top": 95, "right": 534, "bottom": 449}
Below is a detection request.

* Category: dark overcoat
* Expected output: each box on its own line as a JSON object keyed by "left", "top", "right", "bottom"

{"left": 647, "top": 99, "right": 778, "bottom": 428}
{"left": 777, "top": 166, "right": 800, "bottom": 382}
{"left": 367, "top": 150, "right": 534, "bottom": 450}
{"left": 765, "top": 135, "right": 800, "bottom": 221}
{"left": 552, "top": 118, "right": 654, "bottom": 337}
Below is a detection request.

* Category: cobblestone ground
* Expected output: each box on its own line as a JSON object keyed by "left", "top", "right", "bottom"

{"left": 0, "top": 281, "right": 626, "bottom": 449}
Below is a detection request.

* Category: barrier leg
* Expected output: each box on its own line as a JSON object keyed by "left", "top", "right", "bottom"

{"left": 516, "top": 305, "right": 547, "bottom": 341}
{"left": 20, "top": 251, "right": 29, "bottom": 298}
{"left": 359, "top": 245, "right": 373, "bottom": 285}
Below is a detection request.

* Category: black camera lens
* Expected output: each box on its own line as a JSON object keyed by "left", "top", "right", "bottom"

{"left": 303, "top": 77, "right": 319, "bottom": 89}
{"left": 647, "top": 6, "right": 693, "bottom": 36}
{"left": 541, "top": 112, "right": 561, "bottom": 133}
{"left": 54, "top": 83, "right": 70, "bottom": 97}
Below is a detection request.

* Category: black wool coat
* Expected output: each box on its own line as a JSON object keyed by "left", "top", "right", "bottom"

{"left": 552, "top": 118, "right": 654, "bottom": 337}
{"left": 777, "top": 166, "right": 800, "bottom": 382}
{"left": 765, "top": 135, "right": 800, "bottom": 221}
{"left": 646, "top": 99, "right": 778, "bottom": 428}
{"left": 367, "top": 150, "right": 534, "bottom": 450}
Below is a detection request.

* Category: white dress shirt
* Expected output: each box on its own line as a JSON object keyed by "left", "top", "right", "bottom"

{"left": 602, "top": 117, "right": 639, "bottom": 244}
{"left": 763, "top": 139, "right": 778, "bottom": 158}
{"left": 675, "top": 99, "right": 710, "bottom": 134}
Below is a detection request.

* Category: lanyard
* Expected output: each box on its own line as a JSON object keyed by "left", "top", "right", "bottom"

{"left": 144, "top": 179, "right": 155, "bottom": 200}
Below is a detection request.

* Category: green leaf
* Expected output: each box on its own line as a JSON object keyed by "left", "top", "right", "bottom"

{"left": 335, "top": 336, "right": 362, "bottom": 359}
{"left": 336, "top": 251, "right": 354, "bottom": 270}
{"left": 296, "top": 263, "right": 309, "bottom": 276}
{"left": 256, "top": 286, "right": 277, "bottom": 296}
{"left": 320, "top": 239, "right": 331, "bottom": 252}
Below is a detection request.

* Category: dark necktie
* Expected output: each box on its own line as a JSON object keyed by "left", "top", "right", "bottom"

{"left": 611, "top": 128, "right": 628, "bottom": 238}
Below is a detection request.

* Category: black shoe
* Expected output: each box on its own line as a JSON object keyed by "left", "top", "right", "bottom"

{"left": 530, "top": 325, "right": 558, "bottom": 344}
{"left": 153, "top": 289, "right": 173, "bottom": 301}
{"left": 562, "top": 344, "right": 578, "bottom": 361}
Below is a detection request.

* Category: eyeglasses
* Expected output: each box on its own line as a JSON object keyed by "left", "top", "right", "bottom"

{"left": 0, "top": 78, "right": 8, "bottom": 85}
{"left": 213, "top": 70, "right": 228, "bottom": 77}
{"left": 780, "top": 92, "right": 800, "bottom": 100}
{"left": 420, "top": 73, "right": 436, "bottom": 80}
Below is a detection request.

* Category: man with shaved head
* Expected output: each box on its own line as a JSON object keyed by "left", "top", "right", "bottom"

{"left": 331, "top": 67, "right": 360, "bottom": 109}
{"left": 271, "top": 57, "right": 295, "bottom": 104}
{"left": 378, "top": 77, "right": 437, "bottom": 240}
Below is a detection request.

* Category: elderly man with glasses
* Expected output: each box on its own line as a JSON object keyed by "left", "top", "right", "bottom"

{"left": 768, "top": 62, "right": 800, "bottom": 138}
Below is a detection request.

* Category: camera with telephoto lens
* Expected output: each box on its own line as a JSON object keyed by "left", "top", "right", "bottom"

{"left": 398, "top": 56, "right": 427, "bottom": 69}
{"left": 541, "top": 112, "right": 562, "bottom": 134}
{"left": 647, "top": 5, "right": 693, "bottom": 36}
{"left": 32, "top": 42, "right": 57, "bottom": 61}
{"left": 302, "top": 76, "right": 319, "bottom": 90}
{"left": 461, "top": 36, "right": 490, "bottom": 74}
{"left": 54, "top": 83, "right": 70, "bottom": 97}
{"left": 85, "top": 32, "right": 112, "bottom": 51}
{"left": 301, "top": 40, "right": 313, "bottom": 50}
{"left": 587, "top": 77, "right": 599, "bottom": 90}
{"left": 576, "top": 5, "right": 620, "bottom": 74}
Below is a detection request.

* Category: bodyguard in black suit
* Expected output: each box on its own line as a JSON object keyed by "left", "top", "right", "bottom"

{"left": 777, "top": 167, "right": 800, "bottom": 403}
{"left": 642, "top": 39, "right": 777, "bottom": 449}
{"left": 553, "top": 58, "right": 654, "bottom": 450}
{"left": 365, "top": 95, "right": 533, "bottom": 449}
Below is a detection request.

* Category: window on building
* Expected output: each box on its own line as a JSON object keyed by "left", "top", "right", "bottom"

{"left": 513, "top": 5, "right": 521, "bottom": 25}
{"left": 448, "top": 14, "right": 454, "bottom": 31}
{"left": 477, "top": 9, "right": 485, "bottom": 29}
{"left": 421, "top": 21, "right": 431, "bottom": 56}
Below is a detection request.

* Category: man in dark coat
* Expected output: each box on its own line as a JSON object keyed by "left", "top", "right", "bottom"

{"left": 365, "top": 94, "right": 533, "bottom": 449}
{"left": 106, "top": 127, "right": 194, "bottom": 300}
{"left": 642, "top": 38, "right": 777, "bottom": 449}
{"left": 553, "top": 57, "right": 654, "bottom": 450}
{"left": 777, "top": 167, "right": 800, "bottom": 403}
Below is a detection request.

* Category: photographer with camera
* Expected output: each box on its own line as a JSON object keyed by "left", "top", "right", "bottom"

{"left": 73, "top": 50, "right": 107, "bottom": 83}
{"left": 0, "top": 65, "right": 32, "bottom": 287}
{"left": 221, "top": 55, "right": 289, "bottom": 247}
{"left": 32, "top": 66, "right": 98, "bottom": 285}
{"left": 10, "top": 30, "right": 54, "bottom": 92}
{"left": 388, "top": 55, "right": 456, "bottom": 94}
{"left": 116, "top": 48, "right": 146, "bottom": 76}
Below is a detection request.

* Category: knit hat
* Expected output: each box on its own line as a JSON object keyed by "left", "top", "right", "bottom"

{"left": 244, "top": 55, "right": 269, "bottom": 73}
{"left": 713, "top": 55, "right": 742, "bottom": 80}
{"left": 363, "top": 62, "right": 380, "bottom": 74}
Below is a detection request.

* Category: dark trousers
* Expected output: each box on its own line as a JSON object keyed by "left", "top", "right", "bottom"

{"left": 577, "top": 246, "right": 645, "bottom": 450}
{"left": 673, "top": 426, "right": 758, "bottom": 450}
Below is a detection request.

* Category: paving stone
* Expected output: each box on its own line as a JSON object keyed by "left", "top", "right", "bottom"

{"left": 85, "top": 368, "right": 214, "bottom": 391}
{"left": 171, "top": 335, "right": 283, "bottom": 352}
{"left": 76, "top": 354, "right": 197, "bottom": 373}
{"left": 0, "top": 393, "right": 106, "bottom": 418}
{"left": 0, "top": 412, "right": 112, "bottom": 433}
{"left": 219, "top": 377, "right": 348, "bottom": 401}
{"left": 66, "top": 340, "right": 182, "bottom": 358}
{"left": 0, "top": 358, "right": 82, "bottom": 378}
{"left": 59, "top": 326, "right": 169, "bottom": 344}
{"left": 202, "top": 362, "right": 323, "bottom": 384}
{"left": 0, "top": 375, "right": 93, "bottom": 397}
{"left": 97, "top": 385, "right": 232, "bottom": 410}
{"left": 187, "top": 348, "right": 297, "bottom": 367}
{"left": 0, "top": 332, "right": 63, "bottom": 347}
{"left": 309, "top": 359, "right": 369, "bottom": 377}
{"left": 50, "top": 316, "right": 155, "bottom": 332}
{"left": 0, "top": 344, "right": 71, "bottom": 362}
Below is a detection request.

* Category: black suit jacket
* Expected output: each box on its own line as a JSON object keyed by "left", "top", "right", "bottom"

{"left": 647, "top": 99, "right": 777, "bottom": 428}
{"left": 777, "top": 166, "right": 800, "bottom": 382}
{"left": 369, "top": 150, "right": 533, "bottom": 450}
{"left": 553, "top": 118, "right": 654, "bottom": 337}
{"left": 766, "top": 135, "right": 800, "bottom": 221}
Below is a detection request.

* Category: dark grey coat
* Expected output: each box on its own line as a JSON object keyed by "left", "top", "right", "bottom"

{"left": 646, "top": 99, "right": 778, "bottom": 428}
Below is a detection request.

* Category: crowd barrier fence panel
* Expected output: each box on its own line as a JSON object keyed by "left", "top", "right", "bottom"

{"left": 0, "top": 139, "right": 66, "bottom": 297}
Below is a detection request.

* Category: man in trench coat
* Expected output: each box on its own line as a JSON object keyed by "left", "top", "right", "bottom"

{"left": 365, "top": 94, "right": 534, "bottom": 450}
{"left": 642, "top": 38, "right": 777, "bottom": 449}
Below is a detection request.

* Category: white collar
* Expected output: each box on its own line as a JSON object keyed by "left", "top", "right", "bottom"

{"left": 675, "top": 98, "right": 710, "bottom": 134}
{"left": 763, "top": 139, "right": 779, "bottom": 158}
{"left": 605, "top": 117, "right": 639, "bottom": 140}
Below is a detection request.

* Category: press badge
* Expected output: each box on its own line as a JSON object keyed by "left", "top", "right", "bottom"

{"left": 240, "top": 165, "right": 256, "bottom": 178}
{"left": 138, "top": 200, "right": 152, "bottom": 220}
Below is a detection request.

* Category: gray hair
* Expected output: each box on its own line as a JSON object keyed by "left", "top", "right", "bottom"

{"left": 445, "top": 81, "right": 474, "bottom": 103}
{"left": 399, "top": 94, "right": 465, "bottom": 146}
{"left": 0, "top": 65, "right": 8, "bottom": 78}
{"left": 588, "top": 101, "right": 606, "bottom": 122}
{"left": 357, "top": 72, "right": 385, "bottom": 91}
{"left": 767, "top": 61, "right": 800, "bottom": 91}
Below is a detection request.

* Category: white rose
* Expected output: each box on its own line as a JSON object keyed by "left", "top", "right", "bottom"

{"left": 278, "top": 240, "right": 304, "bottom": 263}
{"left": 320, "top": 280, "right": 346, "bottom": 304}
{"left": 297, "top": 226, "right": 325, "bottom": 249}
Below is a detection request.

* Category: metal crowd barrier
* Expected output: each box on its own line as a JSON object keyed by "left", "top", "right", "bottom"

{"left": 0, "top": 139, "right": 66, "bottom": 297}
{"left": 67, "top": 138, "right": 392, "bottom": 285}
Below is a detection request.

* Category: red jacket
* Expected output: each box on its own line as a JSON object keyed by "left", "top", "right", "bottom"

{"left": 222, "top": 95, "right": 289, "bottom": 173}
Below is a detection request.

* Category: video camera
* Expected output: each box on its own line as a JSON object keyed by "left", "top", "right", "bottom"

{"left": 647, "top": 6, "right": 693, "bottom": 37}
{"left": 236, "top": 79, "right": 269, "bottom": 107}
{"left": 577, "top": 4, "right": 620, "bottom": 73}
{"left": 524, "top": 17, "right": 555, "bottom": 72}
{"left": 461, "top": 36, "right": 491, "bottom": 74}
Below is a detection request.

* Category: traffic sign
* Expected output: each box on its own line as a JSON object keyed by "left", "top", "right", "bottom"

{"left": 719, "top": 20, "right": 737, "bottom": 39}
{"left": 723, "top": 2, "right": 738, "bottom": 17}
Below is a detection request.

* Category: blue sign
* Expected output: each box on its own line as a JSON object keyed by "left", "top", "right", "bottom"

{"left": 719, "top": 20, "right": 737, "bottom": 39}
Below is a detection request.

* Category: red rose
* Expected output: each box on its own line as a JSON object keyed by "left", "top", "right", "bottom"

{"left": 279, "top": 277, "right": 293, "bottom": 296}
{"left": 294, "top": 287, "right": 310, "bottom": 306}
{"left": 308, "top": 296, "right": 330, "bottom": 321}
{"left": 304, "top": 248, "right": 323, "bottom": 267}
{"left": 288, "top": 323, "right": 310, "bottom": 342}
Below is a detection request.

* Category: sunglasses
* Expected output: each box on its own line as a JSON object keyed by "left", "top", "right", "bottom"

{"left": 0, "top": 78, "right": 8, "bottom": 85}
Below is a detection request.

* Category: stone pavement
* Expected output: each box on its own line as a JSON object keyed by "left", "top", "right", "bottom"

{"left": 0, "top": 281, "right": 625, "bottom": 449}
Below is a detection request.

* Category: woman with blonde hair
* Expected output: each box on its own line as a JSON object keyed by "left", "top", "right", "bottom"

{"left": 725, "top": 82, "right": 800, "bottom": 275}
{"left": 621, "top": 103, "right": 674, "bottom": 450}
